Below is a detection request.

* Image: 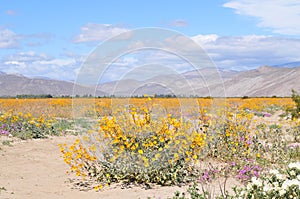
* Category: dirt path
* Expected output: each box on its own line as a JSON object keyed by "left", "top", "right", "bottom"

{"left": 0, "top": 136, "right": 187, "bottom": 199}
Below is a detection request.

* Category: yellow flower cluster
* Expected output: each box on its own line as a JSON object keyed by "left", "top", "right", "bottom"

{"left": 0, "top": 97, "right": 294, "bottom": 119}
{"left": 204, "top": 109, "right": 256, "bottom": 160}
{"left": 59, "top": 139, "right": 97, "bottom": 178}
{"left": 61, "top": 106, "right": 209, "bottom": 187}
{"left": 0, "top": 109, "right": 66, "bottom": 139}
{"left": 0, "top": 111, "right": 54, "bottom": 130}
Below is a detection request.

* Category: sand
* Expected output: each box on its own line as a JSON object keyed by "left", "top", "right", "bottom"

{"left": 0, "top": 135, "right": 190, "bottom": 199}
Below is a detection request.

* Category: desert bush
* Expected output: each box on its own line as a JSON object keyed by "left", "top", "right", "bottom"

{"left": 205, "top": 110, "right": 256, "bottom": 161}
{"left": 0, "top": 111, "right": 69, "bottom": 139}
{"left": 286, "top": 90, "right": 300, "bottom": 119}
{"left": 60, "top": 108, "right": 208, "bottom": 188}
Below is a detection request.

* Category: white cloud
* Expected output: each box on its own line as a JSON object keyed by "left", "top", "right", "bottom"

{"left": 0, "top": 29, "right": 53, "bottom": 49}
{"left": 98, "top": 50, "right": 198, "bottom": 82}
{"left": 192, "top": 34, "right": 219, "bottom": 44}
{"left": 192, "top": 34, "right": 300, "bottom": 70}
{"left": 0, "top": 29, "right": 21, "bottom": 48}
{"left": 39, "top": 59, "right": 75, "bottom": 66}
{"left": 2, "top": 31, "right": 300, "bottom": 83}
{"left": 77, "top": 33, "right": 300, "bottom": 82}
{"left": 223, "top": 0, "right": 300, "bottom": 35}
{"left": 1, "top": 51, "right": 80, "bottom": 81}
{"left": 113, "top": 57, "right": 138, "bottom": 66}
{"left": 4, "top": 51, "right": 50, "bottom": 62}
{"left": 73, "top": 23, "right": 130, "bottom": 43}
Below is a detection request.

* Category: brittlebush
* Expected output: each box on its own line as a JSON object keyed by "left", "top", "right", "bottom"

{"left": 60, "top": 107, "right": 207, "bottom": 188}
{"left": 0, "top": 111, "right": 60, "bottom": 139}
{"left": 206, "top": 109, "right": 256, "bottom": 160}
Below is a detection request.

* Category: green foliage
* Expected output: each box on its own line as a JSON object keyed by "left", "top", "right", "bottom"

{"left": 2, "top": 140, "right": 12, "bottom": 146}
{"left": 0, "top": 112, "right": 72, "bottom": 140}
{"left": 233, "top": 162, "right": 300, "bottom": 199}
{"left": 151, "top": 162, "right": 300, "bottom": 199}
{"left": 291, "top": 89, "right": 300, "bottom": 118}
{"left": 286, "top": 89, "right": 300, "bottom": 119}
{"left": 16, "top": 94, "right": 53, "bottom": 99}
{"left": 167, "top": 183, "right": 209, "bottom": 199}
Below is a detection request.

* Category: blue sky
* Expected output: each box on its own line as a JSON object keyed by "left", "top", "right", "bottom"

{"left": 1, "top": 0, "right": 300, "bottom": 82}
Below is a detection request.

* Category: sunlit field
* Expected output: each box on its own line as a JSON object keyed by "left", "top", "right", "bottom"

{"left": 1, "top": 97, "right": 299, "bottom": 198}
{"left": 0, "top": 97, "right": 295, "bottom": 117}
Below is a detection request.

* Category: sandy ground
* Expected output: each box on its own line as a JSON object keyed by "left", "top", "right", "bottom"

{"left": 0, "top": 135, "right": 191, "bottom": 199}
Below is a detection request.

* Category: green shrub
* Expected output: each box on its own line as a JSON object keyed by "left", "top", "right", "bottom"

{"left": 291, "top": 90, "right": 300, "bottom": 119}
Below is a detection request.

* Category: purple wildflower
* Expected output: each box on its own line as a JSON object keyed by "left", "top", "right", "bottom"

{"left": 264, "top": 112, "right": 271, "bottom": 117}
{"left": 0, "top": 130, "right": 9, "bottom": 136}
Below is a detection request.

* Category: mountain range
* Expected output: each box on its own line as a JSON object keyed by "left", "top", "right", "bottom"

{"left": 0, "top": 72, "right": 105, "bottom": 97}
{"left": 0, "top": 64, "right": 300, "bottom": 97}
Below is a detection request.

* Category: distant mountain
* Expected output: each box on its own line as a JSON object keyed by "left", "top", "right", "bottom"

{"left": 273, "top": 61, "right": 300, "bottom": 68}
{"left": 97, "top": 79, "right": 143, "bottom": 96}
{"left": 32, "top": 76, "right": 53, "bottom": 80}
{"left": 98, "top": 66, "right": 300, "bottom": 97}
{"left": 220, "top": 66, "right": 300, "bottom": 97}
{"left": 0, "top": 74, "right": 106, "bottom": 97}
{"left": 0, "top": 65, "right": 299, "bottom": 97}
{"left": 98, "top": 68, "right": 235, "bottom": 96}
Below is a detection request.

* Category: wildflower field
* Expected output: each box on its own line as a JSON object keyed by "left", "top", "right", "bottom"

{"left": 1, "top": 97, "right": 299, "bottom": 198}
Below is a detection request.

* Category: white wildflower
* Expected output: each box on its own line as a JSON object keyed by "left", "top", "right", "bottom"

{"left": 247, "top": 183, "right": 252, "bottom": 190}
{"left": 288, "top": 162, "right": 300, "bottom": 170}
{"left": 251, "top": 176, "right": 262, "bottom": 187}
{"left": 269, "top": 169, "right": 279, "bottom": 175}
{"left": 282, "top": 180, "right": 290, "bottom": 190}
{"left": 290, "top": 170, "right": 296, "bottom": 176}
{"left": 282, "top": 179, "right": 299, "bottom": 190}
{"left": 276, "top": 173, "right": 284, "bottom": 180}
{"left": 279, "top": 189, "right": 286, "bottom": 196}
{"left": 263, "top": 183, "right": 271, "bottom": 192}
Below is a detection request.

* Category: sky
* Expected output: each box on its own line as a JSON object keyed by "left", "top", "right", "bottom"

{"left": 1, "top": 0, "right": 300, "bottom": 82}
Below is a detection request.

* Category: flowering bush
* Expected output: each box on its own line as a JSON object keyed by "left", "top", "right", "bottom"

{"left": 233, "top": 162, "right": 300, "bottom": 199}
{"left": 0, "top": 111, "right": 68, "bottom": 139}
{"left": 60, "top": 108, "right": 208, "bottom": 188}
{"left": 289, "top": 90, "right": 300, "bottom": 119}
{"left": 205, "top": 110, "right": 256, "bottom": 161}
{"left": 235, "top": 159, "right": 262, "bottom": 183}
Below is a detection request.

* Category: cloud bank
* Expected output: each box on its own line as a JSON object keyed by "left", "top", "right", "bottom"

{"left": 223, "top": 0, "right": 300, "bottom": 35}
{"left": 1, "top": 51, "right": 81, "bottom": 81}
{"left": 192, "top": 34, "right": 300, "bottom": 70}
{"left": 2, "top": 33, "right": 300, "bottom": 82}
{"left": 0, "top": 29, "right": 21, "bottom": 49}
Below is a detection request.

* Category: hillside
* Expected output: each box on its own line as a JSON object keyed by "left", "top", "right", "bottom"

{"left": 0, "top": 66, "right": 299, "bottom": 97}
{"left": 0, "top": 73, "right": 106, "bottom": 97}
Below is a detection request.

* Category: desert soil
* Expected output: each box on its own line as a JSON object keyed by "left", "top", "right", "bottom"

{"left": 0, "top": 135, "right": 190, "bottom": 199}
